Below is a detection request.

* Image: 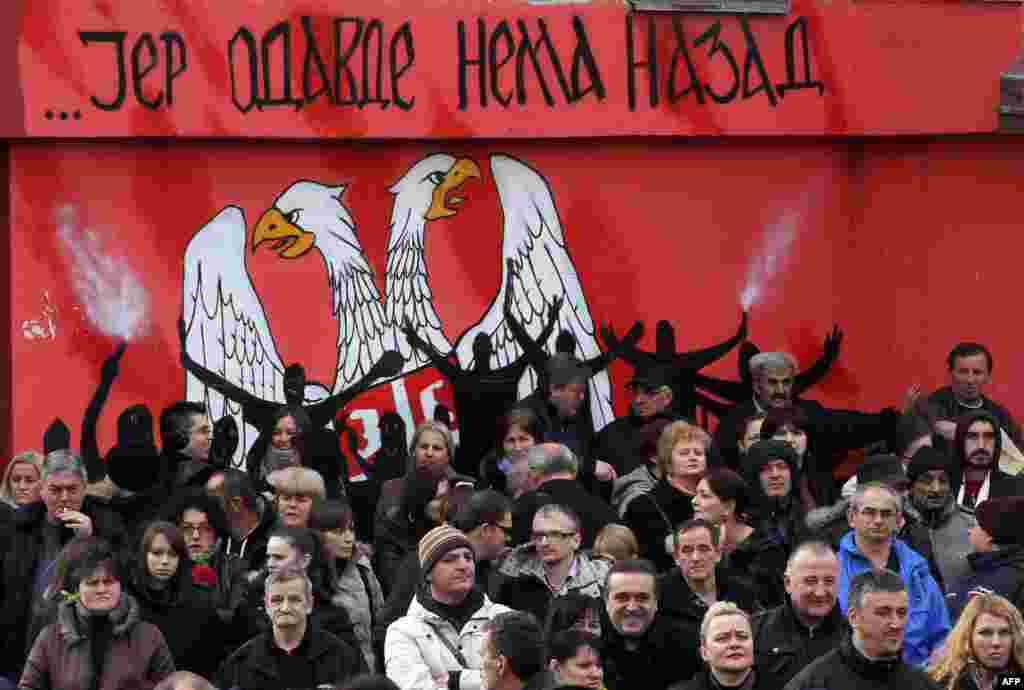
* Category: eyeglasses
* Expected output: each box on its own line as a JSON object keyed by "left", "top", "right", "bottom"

{"left": 859, "top": 507, "right": 897, "bottom": 520}
{"left": 531, "top": 530, "right": 576, "bottom": 542}
{"left": 179, "top": 523, "right": 215, "bottom": 537}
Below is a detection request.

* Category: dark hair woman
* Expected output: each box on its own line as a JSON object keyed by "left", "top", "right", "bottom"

{"left": 312, "top": 501, "right": 385, "bottom": 672}
{"left": 20, "top": 537, "right": 175, "bottom": 690}
{"left": 125, "top": 521, "right": 227, "bottom": 677}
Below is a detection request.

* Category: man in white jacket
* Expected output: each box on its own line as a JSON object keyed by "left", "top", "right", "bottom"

{"left": 386, "top": 525, "right": 513, "bottom": 690}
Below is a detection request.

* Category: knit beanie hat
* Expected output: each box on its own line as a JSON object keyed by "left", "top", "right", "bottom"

{"left": 975, "top": 497, "right": 1024, "bottom": 546}
{"left": 43, "top": 418, "right": 71, "bottom": 454}
{"left": 856, "top": 454, "right": 907, "bottom": 486}
{"left": 418, "top": 524, "right": 475, "bottom": 575}
{"left": 743, "top": 439, "right": 797, "bottom": 477}
{"left": 905, "top": 447, "right": 955, "bottom": 484}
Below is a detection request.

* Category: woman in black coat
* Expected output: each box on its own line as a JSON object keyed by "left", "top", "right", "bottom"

{"left": 625, "top": 421, "right": 708, "bottom": 572}
{"left": 125, "top": 521, "right": 228, "bottom": 677}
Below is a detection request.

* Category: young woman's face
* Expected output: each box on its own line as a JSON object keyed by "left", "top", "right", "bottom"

{"left": 502, "top": 425, "right": 536, "bottom": 454}
{"left": 272, "top": 416, "right": 300, "bottom": 450}
{"left": 972, "top": 612, "right": 1014, "bottom": 671}
{"left": 9, "top": 462, "right": 41, "bottom": 506}
{"left": 321, "top": 525, "right": 356, "bottom": 561}
{"left": 276, "top": 492, "right": 314, "bottom": 528}
{"left": 692, "top": 479, "right": 729, "bottom": 524}
{"left": 414, "top": 431, "right": 450, "bottom": 471}
{"left": 146, "top": 533, "right": 180, "bottom": 584}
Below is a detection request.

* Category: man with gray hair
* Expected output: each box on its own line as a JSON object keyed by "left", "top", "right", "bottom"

{"left": 0, "top": 450, "right": 125, "bottom": 678}
{"left": 509, "top": 443, "right": 618, "bottom": 547}
{"left": 713, "top": 350, "right": 903, "bottom": 472}
{"left": 782, "top": 569, "right": 939, "bottom": 690}
{"left": 836, "top": 482, "right": 949, "bottom": 666}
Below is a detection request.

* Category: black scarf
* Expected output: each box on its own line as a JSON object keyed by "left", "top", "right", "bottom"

{"left": 86, "top": 613, "right": 113, "bottom": 690}
{"left": 416, "top": 583, "right": 485, "bottom": 632}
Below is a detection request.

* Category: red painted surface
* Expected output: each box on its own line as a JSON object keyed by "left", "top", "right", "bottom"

{"left": 1, "top": 0, "right": 1020, "bottom": 139}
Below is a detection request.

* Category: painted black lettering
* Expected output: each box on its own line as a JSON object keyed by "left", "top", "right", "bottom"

{"left": 569, "top": 16, "right": 605, "bottom": 102}
{"left": 693, "top": 21, "right": 739, "bottom": 104}
{"left": 389, "top": 22, "right": 415, "bottom": 111}
{"left": 301, "top": 16, "right": 334, "bottom": 105}
{"left": 668, "top": 17, "right": 704, "bottom": 104}
{"left": 457, "top": 19, "right": 487, "bottom": 109}
{"left": 778, "top": 16, "right": 824, "bottom": 98}
{"left": 626, "top": 14, "right": 658, "bottom": 110}
{"left": 738, "top": 17, "right": 777, "bottom": 106}
{"left": 360, "top": 20, "right": 389, "bottom": 108}
{"left": 489, "top": 21, "right": 515, "bottom": 107}
{"left": 334, "top": 18, "right": 363, "bottom": 106}
{"left": 515, "top": 19, "right": 557, "bottom": 106}
{"left": 80, "top": 31, "right": 127, "bottom": 111}
{"left": 228, "top": 27, "right": 258, "bottom": 113}
{"left": 131, "top": 33, "right": 162, "bottom": 109}
{"left": 259, "top": 21, "right": 302, "bottom": 110}
{"left": 160, "top": 32, "right": 187, "bottom": 107}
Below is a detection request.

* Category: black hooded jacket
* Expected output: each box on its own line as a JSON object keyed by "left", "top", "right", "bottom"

{"left": 953, "top": 410, "right": 1024, "bottom": 505}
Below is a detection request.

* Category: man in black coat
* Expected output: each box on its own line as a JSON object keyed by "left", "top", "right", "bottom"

{"left": 601, "top": 559, "right": 701, "bottom": 690}
{"left": 751, "top": 541, "right": 847, "bottom": 689}
{"left": 216, "top": 568, "right": 364, "bottom": 690}
{"left": 0, "top": 450, "right": 125, "bottom": 677}
{"left": 713, "top": 351, "right": 901, "bottom": 471}
{"left": 782, "top": 569, "right": 939, "bottom": 690}
{"left": 945, "top": 496, "right": 1024, "bottom": 620}
{"left": 510, "top": 443, "right": 617, "bottom": 548}
{"left": 951, "top": 410, "right": 1024, "bottom": 510}
{"left": 592, "top": 364, "right": 681, "bottom": 477}
{"left": 658, "top": 519, "right": 759, "bottom": 636}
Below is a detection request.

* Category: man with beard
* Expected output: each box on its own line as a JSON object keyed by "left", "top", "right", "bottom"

{"left": 600, "top": 559, "right": 700, "bottom": 690}
{"left": 782, "top": 570, "right": 939, "bottom": 690}
{"left": 216, "top": 568, "right": 364, "bottom": 690}
{"left": 905, "top": 447, "right": 974, "bottom": 588}
{"left": 945, "top": 496, "right": 1024, "bottom": 620}
{"left": 712, "top": 352, "right": 901, "bottom": 471}
{"left": 593, "top": 364, "right": 681, "bottom": 477}
{"left": 926, "top": 342, "right": 1022, "bottom": 447}
{"left": 952, "top": 411, "right": 1024, "bottom": 510}
{"left": 836, "top": 483, "right": 949, "bottom": 666}
{"left": 751, "top": 541, "right": 846, "bottom": 690}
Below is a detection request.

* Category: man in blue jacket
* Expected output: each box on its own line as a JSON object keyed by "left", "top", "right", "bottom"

{"left": 836, "top": 482, "right": 950, "bottom": 666}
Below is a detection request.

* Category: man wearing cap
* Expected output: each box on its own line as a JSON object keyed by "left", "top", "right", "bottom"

{"left": 835, "top": 482, "right": 950, "bottom": 666}
{"left": 906, "top": 447, "right": 974, "bottom": 588}
{"left": 945, "top": 496, "right": 1024, "bottom": 620}
{"left": 593, "top": 364, "right": 681, "bottom": 478}
{"left": 385, "top": 525, "right": 513, "bottom": 690}
{"left": 712, "top": 351, "right": 901, "bottom": 471}
{"left": 951, "top": 410, "right": 1024, "bottom": 510}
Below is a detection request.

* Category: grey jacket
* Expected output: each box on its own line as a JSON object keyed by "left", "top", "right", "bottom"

{"left": 914, "top": 499, "right": 975, "bottom": 589}
{"left": 611, "top": 464, "right": 657, "bottom": 518}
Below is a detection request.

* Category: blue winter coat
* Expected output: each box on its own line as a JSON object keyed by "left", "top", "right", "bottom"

{"left": 837, "top": 532, "right": 951, "bottom": 667}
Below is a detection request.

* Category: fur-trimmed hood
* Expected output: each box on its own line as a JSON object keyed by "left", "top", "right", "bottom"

{"left": 56, "top": 592, "right": 142, "bottom": 647}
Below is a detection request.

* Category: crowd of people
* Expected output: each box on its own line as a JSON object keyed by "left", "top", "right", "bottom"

{"left": 2, "top": 332, "right": 1024, "bottom": 690}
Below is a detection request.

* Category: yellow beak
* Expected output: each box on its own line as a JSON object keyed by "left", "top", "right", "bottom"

{"left": 425, "top": 158, "right": 482, "bottom": 221}
{"left": 252, "top": 208, "right": 316, "bottom": 259}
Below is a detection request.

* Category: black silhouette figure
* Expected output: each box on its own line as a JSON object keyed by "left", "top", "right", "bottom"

{"left": 368, "top": 411, "right": 410, "bottom": 482}
{"left": 210, "top": 415, "right": 239, "bottom": 468}
{"left": 602, "top": 313, "right": 749, "bottom": 421}
{"left": 43, "top": 419, "right": 71, "bottom": 455}
{"left": 400, "top": 295, "right": 562, "bottom": 477}
{"left": 80, "top": 341, "right": 128, "bottom": 482}
{"left": 691, "top": 325, "right": 844, "bottom": 407}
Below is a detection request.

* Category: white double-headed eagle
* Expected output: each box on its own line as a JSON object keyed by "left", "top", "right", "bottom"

{"left": 182, "top": 154, "right": 612, "bottom": 465}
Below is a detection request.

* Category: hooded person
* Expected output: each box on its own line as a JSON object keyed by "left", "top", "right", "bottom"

{"left": 905, "top": 446, "right": 974, "bottom": 588}
{"left": 721, "top": 440, "right": 798, "bottom": 607}
{"left": 945, "top": 496, "right": 1024, "bottom": 620}
{"left": 99, "top": 405, "right": 174, "bottom": 531}
{"left": 952, "top": 410, "right": 1024, "bottom": 510}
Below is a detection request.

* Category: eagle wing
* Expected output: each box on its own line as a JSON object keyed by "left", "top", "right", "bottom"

{"left": 182, "top": 206, "right": 287, "bottom": 467}
{"left": 455, "top": 154, "right": 615, "bottom": 432}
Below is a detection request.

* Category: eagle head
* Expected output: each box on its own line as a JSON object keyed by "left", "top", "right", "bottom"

{"left": 252, "top": 181, "right": 354, "bottom": 259}
{"left": 389, "top": 154, "right": 481, "bottom": 222}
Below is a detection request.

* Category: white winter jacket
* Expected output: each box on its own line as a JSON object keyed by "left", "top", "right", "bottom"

{"left": 384, "top": 593, "right": 512, "bottom": 690}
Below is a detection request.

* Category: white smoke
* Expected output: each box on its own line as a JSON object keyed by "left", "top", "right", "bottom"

{"left": 55, "top": 206, "right": 151, "bottom": 341}
{"left": 740, "top": 206, "right": 803, "bottom": 311}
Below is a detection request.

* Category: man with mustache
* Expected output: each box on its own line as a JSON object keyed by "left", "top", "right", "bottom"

{"left": 713, "top": 352, "right": 901, "bottom": 473}
{"left": 782, "top": 569, "right": 939, "bottom": 690}
{"left": 216, "top": 568, "right": 364, "bottom": 690}
{"left": 952, "top": 410, "right": 1024, "bottom": 510}
{"left": 905, "top": 447, "right": 974, "bottom": 587}
{"left": 925, "top": 342, "right": 1023, "bottom": 447}
{"left": 751, "top": 541, "right": 846, "bottom": 689}
{"left": 658, "top": 519, "right": 758, "bottom": 642}
{"left": 835, "top": 483, "right": 949, "bottom": 666}
{"left": 600, "top": 559, "right": 700, "bottom": 690}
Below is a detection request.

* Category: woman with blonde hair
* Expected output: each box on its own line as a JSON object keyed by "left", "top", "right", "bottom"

{"left": 267, "top": 466, "right": 326, "bottom": 528}
{"left": 928, "top": 592, "right": 1024, "bottom": 690}
{"left": 1, "top": 451, "right": 44, "bottom": 508}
